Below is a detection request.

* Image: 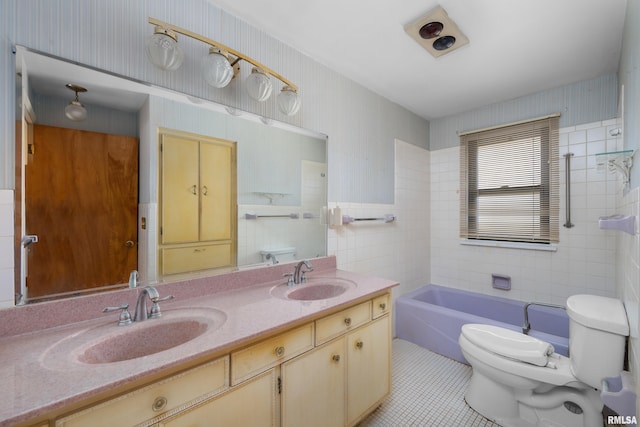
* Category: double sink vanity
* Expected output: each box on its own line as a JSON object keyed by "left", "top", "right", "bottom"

{"left": 0, "top": 256, "right": 398, "bottom": 427}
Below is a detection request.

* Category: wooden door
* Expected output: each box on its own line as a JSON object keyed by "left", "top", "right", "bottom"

{"left": 26, "top": 125, "right": 138, "bottom": 298}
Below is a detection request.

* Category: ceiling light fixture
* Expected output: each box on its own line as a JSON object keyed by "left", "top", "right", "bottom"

{"left": 64, "top": 84, "right": 88, "bottom": 121}
{"left": 145, "top": 18, "right": 301, "bottom": 116}
{"left": 405, "top": 6, "right": 469, "bottom": 58}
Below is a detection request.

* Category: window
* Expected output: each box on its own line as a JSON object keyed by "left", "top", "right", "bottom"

{"left": 460, "top": 115, "right": 560, "bottom": 244}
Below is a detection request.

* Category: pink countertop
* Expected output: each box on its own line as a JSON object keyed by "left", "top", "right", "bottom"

{"left": 0, "top": 257, "right": 398, "bottom": 426}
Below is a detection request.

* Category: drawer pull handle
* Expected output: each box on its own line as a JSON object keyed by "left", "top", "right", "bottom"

{"left": 152, "top": 396, "right": 168, "bottom": 412}
{"left": 379, "top": 302, "right": 386, "bottom": 310}
{"left": 355, "top": 340, "right": 364, "bottom": 349}
{"left": 344, "top": 317, "right": 352, "bottom": 326}
{"left": 332, "top": 354, "right": 341, "bottom": 362}
{"left": 275, "top": 346, "right": 285, "bottom": 357}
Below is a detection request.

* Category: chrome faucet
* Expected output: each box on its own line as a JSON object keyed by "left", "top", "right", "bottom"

{"left": 134, "top": 286, "right": 174, "bottom": 321}
{"left": 293, "top": 260, "right": 313, "bottom": 284}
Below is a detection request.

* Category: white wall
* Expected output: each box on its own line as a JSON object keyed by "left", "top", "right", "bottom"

{"left": 328, "top": 140, "right": 430, "bottom": 298}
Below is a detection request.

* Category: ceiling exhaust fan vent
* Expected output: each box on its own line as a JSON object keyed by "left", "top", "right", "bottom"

{"left": 405, "top": 6, "right": 469, "bottom": 58}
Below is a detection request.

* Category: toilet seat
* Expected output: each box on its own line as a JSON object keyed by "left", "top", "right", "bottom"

{"left": 461, "top": 324, "right": 554, "bottom": 367}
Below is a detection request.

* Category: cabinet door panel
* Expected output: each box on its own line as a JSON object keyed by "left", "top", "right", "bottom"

{"left": 159, "top": 369, "right": 276, "bottom": 427}
{"left": 346, "top": 316, "right": 391, "bottom": 425}
{"left": 161, "top": 135, "right": 199, "bottom": 244}
{"left": 199, "top": 141, "right": 233, "bottom": 242}
{"left": 281, "top": 338, "right": 345, "bottom": 427}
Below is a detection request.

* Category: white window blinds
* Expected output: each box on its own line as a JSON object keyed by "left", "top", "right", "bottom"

{"left": 460, "top": 115, "right": 560, "bottom": 244}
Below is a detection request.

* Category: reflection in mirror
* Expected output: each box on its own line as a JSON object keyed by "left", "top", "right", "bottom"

{"left": 14, "top": 46, "right": 327, "bottom": 305}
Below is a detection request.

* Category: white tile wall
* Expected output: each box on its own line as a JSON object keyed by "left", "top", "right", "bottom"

{"left": 617, "top": 185, "right": 640, "bottom": 411}
{"left": 0, "top": 189, "right": 14, "bottom": 308}
{"left": 328, "top": 140, "right": 430, "bottom": 298}
{"left": 430, "top": 120, "right": 622, "bottom": 304}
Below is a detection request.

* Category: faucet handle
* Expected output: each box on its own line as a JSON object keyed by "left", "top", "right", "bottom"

{"left": 283, "top": 273, "right": 295, "bottom": 286}
{"left": 150, "top": 295, "right": 174, "bottom": 319}
{"left": 300, "top": 268, "right": 314, "bottom": 283}
{"left": 103, "top": 304, "right": 132, "bottom": 326}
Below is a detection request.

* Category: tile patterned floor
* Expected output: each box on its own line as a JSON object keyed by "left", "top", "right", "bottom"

{"left": 359, "top": 339, "right": 499, "bottom": 427}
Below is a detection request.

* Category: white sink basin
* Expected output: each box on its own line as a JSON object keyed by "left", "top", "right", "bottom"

{"left": 270, "top": 277, "right": 357, "bottom": 301}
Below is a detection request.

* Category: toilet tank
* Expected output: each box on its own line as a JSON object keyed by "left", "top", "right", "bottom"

{"left": 566, "top": 294, "right": 629, "bottom": 389}
{"left": 260, "top": 247, "right": 297, "bottom": 264}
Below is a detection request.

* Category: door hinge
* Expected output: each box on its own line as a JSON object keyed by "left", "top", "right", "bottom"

{"left": 277, "top": 376, "right": 282, "bottom": 394}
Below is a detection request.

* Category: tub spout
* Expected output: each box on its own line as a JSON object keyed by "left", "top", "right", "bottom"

{"left": 523, "top": 302, "right": 566, "bottom": 335}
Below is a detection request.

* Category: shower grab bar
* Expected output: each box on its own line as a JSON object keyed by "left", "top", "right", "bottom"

{"left": 563, "top": 152, "right": 574, "bottom": 228}
{"left": 522, "top": 302, "right": 566, "bottom": 335}
{"left": 245, "top": 213, "right": 299, "bottom": 220}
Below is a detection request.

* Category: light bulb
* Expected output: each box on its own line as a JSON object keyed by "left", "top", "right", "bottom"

{"left": 145, "top": 27, "right": 184, "bottom": 71}
{"left": 202, "top": 48, "right": 234, "bottom": 88}
{"left": 246, "top": 68, "right": 273, "bottom": 102}
{"left": 277, "top": 86, "right": 301, "bottom": 115}
{"left": 65, "top": 101, "right": 87, "bottom": 121}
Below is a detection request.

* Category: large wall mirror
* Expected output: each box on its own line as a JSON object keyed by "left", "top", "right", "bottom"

{"left": 14, "top": 46, "right": 328, "bottom": 305}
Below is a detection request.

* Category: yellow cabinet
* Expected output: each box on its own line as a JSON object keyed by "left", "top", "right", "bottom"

{"left": 159, "top": 129, "right": 237, "bottom": 275}
{"left": 158, "top": 369, "right": 277, "bottom": 427}
{"left": 281, "top": 338, "right": 346, "bottom": 427}
{"left": 50, "top": 293, "right": 392, "bottom": 427}
{"left": 231, "top": 323, "right": 314, "bottom": 385}
{"left": 346, "top": 316, "right": 391, "bottom": 425}
{"left": 55, "top": 357, "right": 229, "bottom": 427}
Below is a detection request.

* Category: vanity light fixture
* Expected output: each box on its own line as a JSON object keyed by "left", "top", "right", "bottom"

{"left": 64, "top": 84, "right": 88, "bottom": 121}
{"left": 146, "top": 17, "right": 301, "bottom": 116}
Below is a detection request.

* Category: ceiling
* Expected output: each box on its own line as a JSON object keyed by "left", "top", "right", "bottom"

{"left": 208, "top": 0, "right": 628, "bottom": 121}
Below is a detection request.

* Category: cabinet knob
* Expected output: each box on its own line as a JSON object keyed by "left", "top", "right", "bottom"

{"left": 125, "top": 240, "right": 135, "bottom": 248}
{"left": 275, "top": 346, "right": 285, "bottom": 357}
{"left": 344, "top": 317, "right": 352, "bottom": 326}
{"left": 202, "top": 185, "right": 208, "bottom": 196}
{"left": 379, "top": 302, "right": 386, "bottom": 310}
{"left": 355, "top": 340, "right": 364, "bottom": 349}
{"left": 152, "top": 396, "right": 168, "bottom": 412}
{"left": 191, "top": 185, "right": 197, "bottom": 195}
{"left": 332, "top": 354, "right": 341, "bottom": 362}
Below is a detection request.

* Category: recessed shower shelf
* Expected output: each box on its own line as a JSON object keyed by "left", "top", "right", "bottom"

{"left": 595, "top": 150, "right": 635, "bottom": 185}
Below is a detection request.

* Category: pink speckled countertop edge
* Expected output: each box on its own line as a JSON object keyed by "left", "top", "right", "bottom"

{"left": 0, "top": 256, "right": 400, "bottom": 426}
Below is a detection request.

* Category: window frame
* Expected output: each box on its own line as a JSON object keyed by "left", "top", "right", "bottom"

{"left": 459, "top": 115, "right": 560, "bottom": 245}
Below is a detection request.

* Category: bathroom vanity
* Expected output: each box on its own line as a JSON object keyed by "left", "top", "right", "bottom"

{"left": 0, "top": 257, "right": 397, "bottom": 427}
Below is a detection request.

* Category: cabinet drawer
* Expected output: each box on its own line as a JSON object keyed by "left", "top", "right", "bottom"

{"left": 315, "top": 301, "right": 372, "bottom": 345}
{"left": 162, "top": 244, "right": 232, "bottom": 275}
{"left": 231, "top": 323, "right": 314, "bottom": 385}
{"left": 55, "top": 357, "right": 229, "bottom": 427}
{"left": 372, "top": 293, "right": 391, "bottom": 319}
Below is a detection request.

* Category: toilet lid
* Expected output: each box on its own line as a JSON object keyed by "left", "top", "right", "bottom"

{"left": 461, "top": 324, "right": 555, "bottom": 367}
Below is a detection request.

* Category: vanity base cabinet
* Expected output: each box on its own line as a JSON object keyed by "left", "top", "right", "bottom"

{"left": 346, "top": 315, "right": 391, "bottom": 426}
{"left": 281, "top": 338, "right": 346, "bottom": 427}
{"left": 55, "top": 357, "right": 229, "bottom": 427}
{"left": 157, "top": 368, "right": 277, "bottom": 427}
{"left": 48, "top": 292, "right": 391, "bottom": 427}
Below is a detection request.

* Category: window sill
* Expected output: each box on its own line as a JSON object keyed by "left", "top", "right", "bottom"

{"left": 460, "top": 239, "right": 558, "bottom": 252}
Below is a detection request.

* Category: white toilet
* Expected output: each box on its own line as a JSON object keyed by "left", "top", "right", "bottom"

{"left": 459, "top": 294, "right": 629, "bottom": 427}
{"left": 260, "top": 247, "right": 297, "bottom": 264}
